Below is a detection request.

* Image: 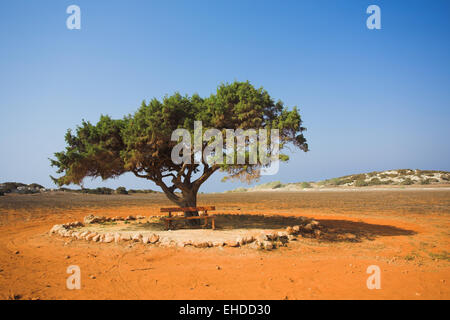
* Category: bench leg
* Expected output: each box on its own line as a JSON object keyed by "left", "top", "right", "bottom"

{"left": 211, "top": 218, "right": 215, "bottom": 230}
{"left": 168, "top": 212, "right": 172, "bottom": 230}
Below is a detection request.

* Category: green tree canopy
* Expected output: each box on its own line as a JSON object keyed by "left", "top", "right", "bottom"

{"left": 51, "top": 81, "right": 308, "bottom": 209}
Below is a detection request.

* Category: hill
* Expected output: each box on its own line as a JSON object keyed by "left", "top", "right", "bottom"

{"left": 226, "top": 169, "right": 450, "bottom": 192}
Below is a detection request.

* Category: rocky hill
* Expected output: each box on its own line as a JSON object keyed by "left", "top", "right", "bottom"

{"left": 227, "top": 169, "right": 450, "bottom": 192}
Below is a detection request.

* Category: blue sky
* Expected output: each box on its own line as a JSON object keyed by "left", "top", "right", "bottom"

{"left": 1, "top": 0, "right": 449, "bottom": 192}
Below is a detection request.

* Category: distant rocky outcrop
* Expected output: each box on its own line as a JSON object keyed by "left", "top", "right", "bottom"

{"left": 0, "top": 182, "right": 45, "bottom": 194}
{"left": 227, "top": 169, "right": 450, "bottom": 192}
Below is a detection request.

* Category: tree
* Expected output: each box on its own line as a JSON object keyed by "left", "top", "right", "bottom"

{"left": 50, "top": 81, "right": 308, "bottom": 220}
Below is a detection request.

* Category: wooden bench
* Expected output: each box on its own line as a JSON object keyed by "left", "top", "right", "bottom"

{"left": 160, "top": 206, "right": 216, "bottom": 230}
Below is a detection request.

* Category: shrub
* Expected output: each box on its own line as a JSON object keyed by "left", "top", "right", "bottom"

{"left": 401, "top": 178, "right": 414, "bottom": 185}
{"left": 81, "top": 187, "right": 114, "bottom": 195}
{"left": 0, "top": 191, "right": 4, "bottom": 196}
{"left": 420, "top": 179, "right": 431, "bottom": 185}
{"left": 116, "top": 186, "right": 128, "bottom": 194}
{"left": 300, "top": 182, "right": 312, "bottom": 188}
{"left": 327, "top": 178, "right": 351, "bottom": 186}
{"left": 367, "top": 171, "right": 378, "bottom": 177}
{"left": 128, "top": 189, "right": 157, "bottom": 194}
{"left": 355, "top": 179, "right": 368, "bottom": 187}
{"left": 368, "top": 178, "right": 383, "bottom": 186}
{"left": 352, "top": 174, "right": 366, "bottom": 181}
{"left": 28, "top": 183, "right": 44, "bottom": 189}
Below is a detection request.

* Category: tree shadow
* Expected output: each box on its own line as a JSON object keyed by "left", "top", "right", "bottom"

{"left": 134, "top": 214, "right": 417, "bottom": 243}
{"left": 316, "top": 219, "right": 417, "bottom": 242}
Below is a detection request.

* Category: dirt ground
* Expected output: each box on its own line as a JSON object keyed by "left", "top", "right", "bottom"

{"left": 0, "top": 189, "right": 449, "bottom": 300}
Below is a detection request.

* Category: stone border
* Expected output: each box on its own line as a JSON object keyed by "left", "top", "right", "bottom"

{"left": 49, "top": 215, "right": 323, "bottom": 250}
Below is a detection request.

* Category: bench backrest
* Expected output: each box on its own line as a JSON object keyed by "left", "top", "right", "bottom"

{"left": 160, "top": 206, "right": 215, "bottom": 213}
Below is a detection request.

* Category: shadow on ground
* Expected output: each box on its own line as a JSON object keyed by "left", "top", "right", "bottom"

{"left": 127, "top": 214, "right": 417, "bottom": 243}
{"left": 317, "top": 219, "right": 417, "bottom": 242}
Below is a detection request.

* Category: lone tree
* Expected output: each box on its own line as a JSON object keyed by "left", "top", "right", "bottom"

{"left": 51, "top": 81, "right": 308, "bottom": 218}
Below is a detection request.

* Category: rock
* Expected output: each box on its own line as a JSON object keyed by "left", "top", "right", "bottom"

{"left": 311, "top": 220, "right": 320, "bottom": 228}
{"left": 114, "top": 233, "right": 121, "bottom": 243}
{"left": 293, "top": 225, "right": 301, "bottom": 233}
{"left": 194, "top": 241, "right": 210, "bottom": 248}
{"left": 125, "top": 215, "right": 136, "bottom": 221}
{"left": 243, "top": 236, "right": 255, "bottom": 244}
{"left": 120, "top": 234, "right": 132, "bottom": 242}
{"left": 103, "top": 235, "right": 114, "bottom": 243}
{"left": 132, "top": 233, "right": 142, "bottom": 242}
{"left": 224, "top": 240, "right": 239, "bottom": 247}
{"left": 314, "top": 229, "right": 321, "bottom": 238}
{"left": 256, "top": 234, "right": 268, "bottom": 243}
{"left": 287, "top": 235, "right": 297, "bottom": 241}
{"left": 268, "top": 232, "right": 279, "bottom": 241}
{"left": 137, "top": 215, "right": 146, "bottom": 219}
{"left": 286, "top": 226, "right": 294, "bottom": 235}
{"left": 149, "top": 234, "right": 159, "bottom": 244}
{"left": 304, "top": 224, "right": 314, "bottom": 232}
{"left": 86, "top": 232, "right": 97, "bottom": 241}
{"left": 84, "top": 215, "right": 106, "bottom": 224}
{"left": 49, "top": 224, "right": 64, "bottom": 234}
{"left": 278, "top": 231, "right": 288, "bottom": 238}
{"left": 142, "top": 236, "right": 150, "bottom": 244}
{"left": 262, "top": 241, "right": 274, "bottom": 250}
{"left": 71, "top": 232, "right": 80, "bottom": 238}
{"left": 249, "top": 242, "right": 261, "bottom": 249}
{"left": 275, "top": 240, "right": 286, "bottom": 247}
{"left": 80, "top": 231, "right": 90, "bottom": 238}
{"left": 182, "top": 240, "right": 193, "bottom": 247}
{"left": 73, "top": 221, "right": 84, "bottom": 227}
{"left": 76, "top": 232, "right": 86, "bottom": 240}
{"left": 92, "top": 234, "right": 101, "bottom": 242}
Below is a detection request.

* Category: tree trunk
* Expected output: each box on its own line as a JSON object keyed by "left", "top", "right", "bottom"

{"left": 181, "top": 190, "right": 200, "bottom": 227}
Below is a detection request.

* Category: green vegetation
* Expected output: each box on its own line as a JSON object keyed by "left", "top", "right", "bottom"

{"left": 428, "top": 251, "right": 450, "bottom": 262}
{"left": 401, "top": 178, "right": 414, "bottom": 185}
{"left": 115, "top": 186, "right": 128, "bottom": 194}
{"left": 355, "top": 179, "right": 368, "bottom": 187}
{"left": 300, "top": 182, "right": 312, "bottom": 188}
{"left": 253, "top": 181, "right": 285, "bottom": 189}
{"left": 367, "top": 177, "right": 383, "bottom": 186}
{"left": 226, "top": 187, "right": 248, "bottom": 193}
{"left": 128, "top": 189, "right": 158, "bottom": 194}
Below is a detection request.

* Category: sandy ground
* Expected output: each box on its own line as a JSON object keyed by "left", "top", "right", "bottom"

{"left": 0, "top": 190, "right": 449, "bottom": 300}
